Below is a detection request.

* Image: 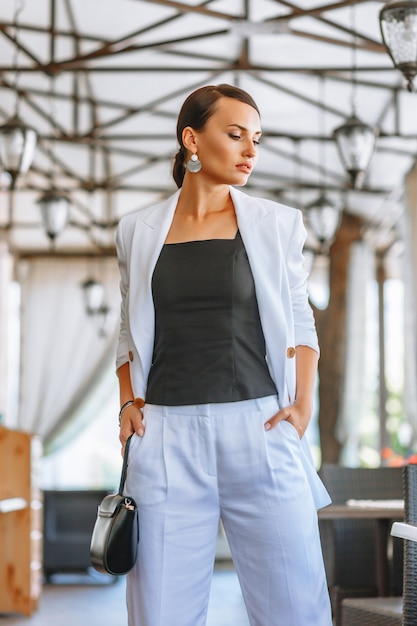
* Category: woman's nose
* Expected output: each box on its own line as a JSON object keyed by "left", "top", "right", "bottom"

{"left": 243, "top": 140, "right": 256, "bottom": 157}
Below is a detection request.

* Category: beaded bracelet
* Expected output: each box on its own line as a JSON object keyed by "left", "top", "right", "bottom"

{"left": 118, "top": 397, "right": 145, "bottom": 426}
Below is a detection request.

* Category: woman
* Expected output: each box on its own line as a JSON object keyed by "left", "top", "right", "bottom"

{"left": 116, "top": 84, "right": 332, "bottom": 626}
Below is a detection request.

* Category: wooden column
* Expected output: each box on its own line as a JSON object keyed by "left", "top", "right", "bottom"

{"left": 314, "top": 212, "right": 363, "bottom": 463}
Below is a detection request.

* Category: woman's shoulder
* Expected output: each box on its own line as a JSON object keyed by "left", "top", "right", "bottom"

{"left": 117, "top": 190, "right": 180, "bottom": 233}
{"left": 117, "top": 205, "right": 147, "bottom": 233}
{"left": 259, "top": 195, "right": 300, "bottom": 218}
{"left": 232, "top": 187, "right": 302, "bottom": 221}
{"left": 118, "top": 194, "right": 169, "bottom": 225}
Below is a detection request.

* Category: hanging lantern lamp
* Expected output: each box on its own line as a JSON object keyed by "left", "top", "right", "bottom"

{"left": 380, "top": 1, "right": 417, "bottom": 92}
{"left": 37, "top": 189, "right": 70, "bottom": 244}
{"left": 305, "top": 195, "right": 342, "bottom": 248}
{"left": 81, "top": 278, "right": 105, "bottom": 316}
{"left": 333, "top": 115, "right": 378, "bottom": 189}
{"left": 0, "top": 115, "right": 37, "bottom": 187}
{"left": 0, "top": 1, "right": 37, "bottom": 187}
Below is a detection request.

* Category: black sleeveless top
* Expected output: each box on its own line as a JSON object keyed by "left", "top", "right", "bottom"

{"left": 145, "top": 231, "right": 277, "bottom": 405}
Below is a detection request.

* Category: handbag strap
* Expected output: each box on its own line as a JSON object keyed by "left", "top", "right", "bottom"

{"left": 118, "top": 434, "right": 133, "bottom": 495}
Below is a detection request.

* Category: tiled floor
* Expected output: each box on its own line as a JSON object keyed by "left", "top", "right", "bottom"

{"left": 0, "top": 564, "right": 250, "bottom": 626}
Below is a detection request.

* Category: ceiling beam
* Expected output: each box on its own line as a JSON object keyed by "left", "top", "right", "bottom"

{"left": 134, "top": 0, "right": 239, "bottom": 21}
{"left": 47, "top": 28, "right": 230, "bottom": 73}
{"left": 0, "top": 25, "right": 44, "bottom": 67}
{"left": 0, "top": 64, "right": 395, "bottom": 73}
{"left": 288, "top": 26, "right": 383, "bottom": 54}
{"left": 41, "top": 0, "right": 217, "bottom": 70}
{"left": 0, "top": 20, "right": 112, "bottom": 43}
{"left": 272, "top": 0, "right": 371, "bottom": 21}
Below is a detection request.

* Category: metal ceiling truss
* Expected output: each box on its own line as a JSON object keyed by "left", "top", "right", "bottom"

{"left": 0, "top": 0, "right": 414, "bottom": 254}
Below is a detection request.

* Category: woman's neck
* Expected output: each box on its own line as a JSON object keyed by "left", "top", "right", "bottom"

{"left": 165, "top": 182, "right": 237, "bottom": 243}
{"left": 176, "top": 180, "right": 232, "bottom": 220}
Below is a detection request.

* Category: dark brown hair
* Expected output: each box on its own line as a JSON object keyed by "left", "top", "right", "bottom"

{"left": 172, "top": 84, "right": 260, "bottom": 188}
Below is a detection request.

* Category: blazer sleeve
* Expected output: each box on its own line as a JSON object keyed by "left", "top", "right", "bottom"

{"left": 115, "top": 216, "right": 131, "bottom": 371}
{"left": 285, "top": 209, "right": 320, "bottom": 355}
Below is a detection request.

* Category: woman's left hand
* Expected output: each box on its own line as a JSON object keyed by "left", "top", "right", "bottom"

{"left": 264, "top": 402, "right": 310, "bottom": 439}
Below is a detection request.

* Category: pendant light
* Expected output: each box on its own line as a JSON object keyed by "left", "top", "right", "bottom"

{"left": 333, "top": 4, "right": 378, "bottom": 189}
{"left": 81, "top": 277, "right": 106, "bottom": 316}
{"left": 37, "top": 75, "right": 70, "bottom": 246}
{"left": 81, "top": 254, "right": 113, "bottom": 336}
{"left": 380, "top": 1, "right": 417, "bottom": 92}
{"left": 38, "top": 189, "right": 70, "bottom": 244}
{"left": 0, "top": 1, "right": 37, "bottom": 193}
{"left": 333, "top": 116, "right": 378, "bottom": 189}
{"left": 306, "top": 194, "right": 342, "bottom": 247}
{"left": 0, "top": 116, "right": 37, "bottom": 188}
{"left": 306, "top": 77, "right": 342, "bottom": 250}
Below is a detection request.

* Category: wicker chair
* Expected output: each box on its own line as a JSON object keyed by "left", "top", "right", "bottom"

{"left": 319, "top": 465, "right": 403, "bottom": 625}
{"left": 341, "top": 464, "right": 417, "bottom": 626}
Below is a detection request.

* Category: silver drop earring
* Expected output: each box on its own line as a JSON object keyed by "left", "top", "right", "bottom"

{"left": 186, "top": 153, "right": 202, "bottom": 173}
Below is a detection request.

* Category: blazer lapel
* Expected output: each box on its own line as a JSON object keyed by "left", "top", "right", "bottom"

{"left": 128, "top": 190, "right": 180, "bottom": 381}
{"left": 231, "top": 187, "right": 290, "bottom": 404}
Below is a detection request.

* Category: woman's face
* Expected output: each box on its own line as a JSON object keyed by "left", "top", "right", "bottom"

{"left": 190, "top": 96, "right": 261, "bottom": 187}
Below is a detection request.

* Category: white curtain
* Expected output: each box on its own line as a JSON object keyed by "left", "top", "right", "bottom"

{"left": 337, "top": 240, "right": 375, "bottom": 465}
{"left": 16, "top": 257, "right": 120, "bottom": 448}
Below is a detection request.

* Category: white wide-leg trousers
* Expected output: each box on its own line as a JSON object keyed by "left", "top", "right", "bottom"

{"left": 125, "top": 395, "right": 332, "bottom": 626}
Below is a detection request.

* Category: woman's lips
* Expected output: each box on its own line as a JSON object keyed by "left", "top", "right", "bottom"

{"left": 236, "top": 164, "right": 252, "bottom": 174}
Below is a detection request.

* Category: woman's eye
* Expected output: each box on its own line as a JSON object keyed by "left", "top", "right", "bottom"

{"left": 229, "top": 134, "right": 241, "bottom": 140}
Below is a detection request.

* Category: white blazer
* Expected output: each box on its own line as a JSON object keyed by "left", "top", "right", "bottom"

{"left": 116, "top": 186, "right": 329, "bottom": 509}
{"left": 116, "top": 186, "right": 319, "bottom": 397}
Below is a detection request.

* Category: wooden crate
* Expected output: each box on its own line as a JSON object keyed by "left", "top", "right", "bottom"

{"left": 0, "top": 427, "right": 42, "bottom": 616}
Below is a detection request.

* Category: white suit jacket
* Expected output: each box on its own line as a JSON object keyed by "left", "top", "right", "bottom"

{"left": 116, "top": 186, "right": 330, "bottom": 509}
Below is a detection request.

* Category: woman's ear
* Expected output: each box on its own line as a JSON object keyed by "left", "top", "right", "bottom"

{"left": 182, "top": 126, "right": 198, "bottom": 153}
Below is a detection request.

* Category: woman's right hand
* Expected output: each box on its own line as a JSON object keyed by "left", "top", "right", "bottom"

{"left": 119, "top": 405, "right": 145, "bottom": 455}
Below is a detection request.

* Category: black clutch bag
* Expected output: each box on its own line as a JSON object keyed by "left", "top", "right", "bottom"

{"left": 90, "top": 435, "right": 139, "bottom": 575}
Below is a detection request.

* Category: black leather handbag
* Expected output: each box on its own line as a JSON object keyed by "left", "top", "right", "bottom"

{"left": 90, "top": 435, "right": 139, "bottom": 575}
